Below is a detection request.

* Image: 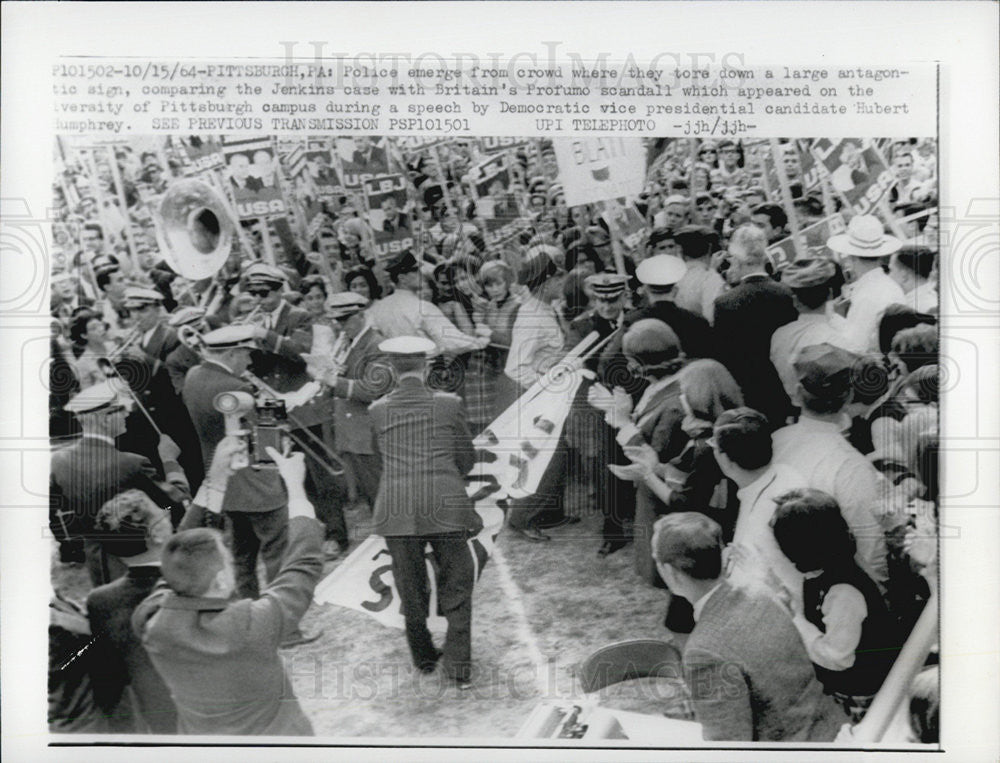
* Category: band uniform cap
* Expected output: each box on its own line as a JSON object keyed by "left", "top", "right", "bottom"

{"left": 385, "top": 250, "right": 420, "bottom": 276}
{"left": 781, "top": 258, "right": 838, "bottom": 289}
{"left": 585, "top": 272, "right": 629, "bottom": 300}
{"left": 200, "top": 324, "right": 258, "bottom": 350}
{"left": 122, "top": 286, "right": 164, "bottom": 309}
{"left": 243, "top": 262, "right": 287, "bottom": 287}
{"left": 52, "top": 271, "right": 76, "bottom": 284}
{"left": 65, "top": 380, "right": 127, "bottom": 415}
{"left": 635, "top": 254, "right": 687, "bottom": 288}
{"left": 167, "top": 306, "right": 207, "bottom": 327}
{"left": 663, "top": 194, "right": 689, "bottom": 208}
{"left": 792, "top": 342, "right": 860, "bottom": 398}
{"left": 377, "top": 336, "right": 436, "bottom": 357}
{"left": 826, "top": 214, "right": 903, "bottom": 258}
{"left": 92, "top": 255, "right": 121, "bottom": 275}
{"left": 327, "top": 291, "right": 369, "bottom": 318}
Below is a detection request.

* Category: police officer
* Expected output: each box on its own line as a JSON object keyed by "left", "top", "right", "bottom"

{"left": 369, "top": 337, "right": 481, "bottom": 689}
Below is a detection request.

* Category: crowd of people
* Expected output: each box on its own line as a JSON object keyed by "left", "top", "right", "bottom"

{"left": 48, "top": 134, "right": 939, "bottom": 743}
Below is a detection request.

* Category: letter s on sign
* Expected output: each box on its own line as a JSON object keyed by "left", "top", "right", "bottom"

{"left": 361, "top": 549, "right": 395, "bottom": 613}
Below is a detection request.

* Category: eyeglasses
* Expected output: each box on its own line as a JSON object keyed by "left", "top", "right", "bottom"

{"left": 247, "top": 288, "right": 272, "bottom": 298}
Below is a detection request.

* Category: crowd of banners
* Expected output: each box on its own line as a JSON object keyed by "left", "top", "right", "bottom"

{"left": 314, "top": 339, "right": 596, "bottom": 630}
{"left": 53, "top": 133, "right": 928, "bottom": 298}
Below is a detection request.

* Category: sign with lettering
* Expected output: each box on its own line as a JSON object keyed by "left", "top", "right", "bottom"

{"left": 221, "top": 136, "right": 287, "bottom": 220}
{"left": 811, "top": 138, "right": 896, "bottom": 217}
{"left": 553, "top": 137, "right": 647, "bottom": 206}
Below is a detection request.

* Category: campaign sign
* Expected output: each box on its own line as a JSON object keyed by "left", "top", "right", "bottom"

{"left": 553, "top": 137, "right": 647, "bottom": 207}
{"left": 468, "top": 153, "right": 523, "bottom": 231}
{"left": 181, "top": 136, "right": 224, "bottom": 174}
{"left": 811, "top": 139, "right": 896, "bottom": 217}
{"left": 222, "top": 137, "right": 287, "bottom": 219}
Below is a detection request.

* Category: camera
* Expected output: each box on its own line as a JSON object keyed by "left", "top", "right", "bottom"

{"left": 212, "top": 390, "right": 288, "bottom": 469}
{"left": 252, "top": 398, "right": 288, "bottom": 465}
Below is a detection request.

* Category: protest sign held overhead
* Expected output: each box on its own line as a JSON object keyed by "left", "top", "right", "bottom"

{"left": 553, "top": 137, "right": 647, "bottom": 206}
{"left": 221, "top": 136, "right": 287, "bottom": 219}
{"left": 811, "top": 138, "right": 896, "bottom": 216}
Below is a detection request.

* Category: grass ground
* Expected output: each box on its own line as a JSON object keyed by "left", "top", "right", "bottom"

{"left": 52, "top": 504, "right": 692, "bottom": 741}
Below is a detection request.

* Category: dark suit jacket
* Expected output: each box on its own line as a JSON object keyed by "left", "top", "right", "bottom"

{"left": 165, "top": 343, "right": 201, "bottom": 395}
{"left": 136, "top": 322, "right": 203, "bottom": 482}
{"left": 50, "top": 437, "right": 173, "bottom": 542}
{"left": 684, "top": 581, "right": 843, "bottom": 742}
{"left": 626, "top": 301, "right": 715, "bottom": 360}
{"left": 251, "top": 302, "right": 313, "bottom": 396}
{"left": 370, "top": 376, "right": 480, "bottom": 537}
{"left": 712, "top": 275, "right": 798, "bottom": 426}
{"left": 182, "top": 360, "right": 286, "bottom": 514}
{"left": 133, "top": 516, "right": 324, "bottom": 736}
{"left": 86, "top": 566, "right": 178, "bottom": 733}
{"left": 330, "top": 326, "right": 385, "bottom": 455}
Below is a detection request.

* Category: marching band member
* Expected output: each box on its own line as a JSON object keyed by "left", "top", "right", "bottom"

{"left": 325, "top": 292, "right": 386, "bottom": 519}
{"left": 181, "top": 330, "right": 290, "bottom": 599}
{"left": 123, "top": 286, "right": 204, "bottom": 491}
{"left": 242, "top": 263, "right": 348, "bottom": 558}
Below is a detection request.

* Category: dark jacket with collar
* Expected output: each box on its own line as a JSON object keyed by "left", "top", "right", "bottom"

{"left": 86, "top": 565, "right": 178, "bottom": 733}
{"left": 50, "top": 436, "right": 174, "bottom": 543}
{"left": 132, "top": 516, "right": 324, "bottom": 736}
{"left": 370, "top": 376, "right": 479, "bottom": 537}
{"left": 330, "top": 325, "right": 386, "bottom": 455}
{"left": 182, "top": 360, "right": 286, "bottom": 514}
{"left": 250, "top": 301, "right": 313, "bottom": 395}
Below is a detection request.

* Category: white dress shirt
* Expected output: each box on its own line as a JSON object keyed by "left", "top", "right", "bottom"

{"left": 673, "top": 262, "right": 725, "bottom": 323}
{"left": 730, "top": 462, "right": 807, "bottom": 594}
{"left": 367, "top": 288, "right": 481, "bottom": 355}
{"left": 792, "top": 580, "right": 868, "bottom": 672}
{"left": 772, "top": 416, "right": 889, "bottom": 590}
{"left": 844, "top": 267, "right": 905, "bottom": 351}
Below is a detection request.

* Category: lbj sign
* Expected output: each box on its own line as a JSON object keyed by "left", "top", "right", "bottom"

{"left": 553, "top": 138, "right": 647, "bottom": 207}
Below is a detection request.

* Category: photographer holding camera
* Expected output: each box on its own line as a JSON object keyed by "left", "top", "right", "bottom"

{"left": 181, "top": 324, "right": 320, "bottom": 647}
{"left": 132, "top": 435, "right": 324, "bottom": 736}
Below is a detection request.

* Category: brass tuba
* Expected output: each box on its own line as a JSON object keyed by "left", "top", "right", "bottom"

{"left": 152, "top": 178, "right": 234, "bottom": 281}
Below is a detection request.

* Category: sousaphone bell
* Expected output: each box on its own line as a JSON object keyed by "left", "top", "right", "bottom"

{"left": 152, "top": 178, "right": 234, "bottom": 281}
